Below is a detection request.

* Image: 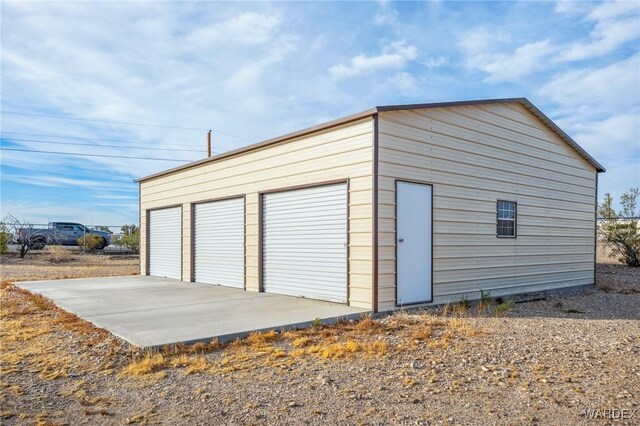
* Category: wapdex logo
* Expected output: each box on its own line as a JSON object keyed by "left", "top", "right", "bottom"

{"left": 583, "top": 408, "right": 637, "bottom": 420}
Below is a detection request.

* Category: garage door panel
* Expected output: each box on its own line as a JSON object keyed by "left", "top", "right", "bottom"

{"left": 149, "top": 207, "right": 182, "bottom": 279}
{"left": 194, "top": 198, "right": 244, "bottom": 288}
{"left": 263, "top": 183, "right": 347, "bottom": 303}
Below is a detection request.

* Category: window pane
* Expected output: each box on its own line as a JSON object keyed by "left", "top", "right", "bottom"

{"left": 497, "top": 219, "right": 515, "bottom": 236}
{"left": 498, "top": 201, "right": 515, "bottom": 219}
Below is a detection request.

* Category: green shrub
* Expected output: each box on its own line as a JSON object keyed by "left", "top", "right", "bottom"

{"left": 495, "top": 300, "right": 515, "bottom": 317}
{"left": 119, "top": 224, "right": 140, "bottom": 254}
{"left": 77, "top": 233, "right": 104, "bottom": 252}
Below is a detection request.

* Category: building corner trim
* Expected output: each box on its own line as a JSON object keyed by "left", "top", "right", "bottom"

{"left": 594, "top": 172, "right": 599, "bottom": 287}
{"left": 372, "top": 114, "right": 379, "bottom": 313}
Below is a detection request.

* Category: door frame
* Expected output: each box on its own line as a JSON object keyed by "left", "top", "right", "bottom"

{"left": 394, "top": 179, "right": 434, "bottom": 306}
{"left": 190, "top": 195, "right": 246, "bottom": 289}
{"left": 258, "top": 179, "right": 350, "bottom": 305}
{"left": 146, "top": 204, "right": 184, "bottom": 280}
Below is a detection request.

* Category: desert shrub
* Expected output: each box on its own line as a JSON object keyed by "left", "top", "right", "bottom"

{"left": 0, "top": 222, "right": 9, "bottom": 254}
{"left": 46, "top": 246, "right": 74, "bottom": 263}
{"left": 119, "top": 224, "right": 140, "bottom": 254}
{"left": 77, "top": 233, "right": 104, "bottom": 253}
{"left": 598, "top": 188, "right": 640, "bottom": 267}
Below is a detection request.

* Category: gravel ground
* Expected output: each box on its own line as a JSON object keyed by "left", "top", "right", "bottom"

{"left": 0, "top": 264, "right": 638, "bottom": 425}
{"left": 0, "top": 249, "right": 139, "bottom": 282}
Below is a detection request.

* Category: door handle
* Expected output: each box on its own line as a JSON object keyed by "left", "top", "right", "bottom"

{"left": 398, "top": 238, "right": 404, "bottom": 243}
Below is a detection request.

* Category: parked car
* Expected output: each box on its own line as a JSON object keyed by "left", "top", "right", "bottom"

{"left": 17, "top": 222, "right": 111, "bottom": 250}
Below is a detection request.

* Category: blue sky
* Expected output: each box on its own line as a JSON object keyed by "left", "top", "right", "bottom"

{"left": 1, "top": 0, "right": 638, "bottom": 228}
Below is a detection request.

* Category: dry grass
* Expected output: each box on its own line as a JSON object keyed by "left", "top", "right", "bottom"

{"left": 411, "top": 324, "right": 433, "bottom": 341}
{"left": 291, "top": 337, "right": 312, "bottom": 348}
{"left": 246, "top": 330, "right": 278, "bottom": 346}
{"left": 120, "top": 354, "right": 166, "bottom": 377}
{"left": 45, "top": 246, "right": 75, "bottom": 263}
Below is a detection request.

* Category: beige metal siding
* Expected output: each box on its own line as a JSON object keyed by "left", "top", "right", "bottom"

{"left": 377, "top": 103, "right": 597, "bottom": 311}
{"left": 140, "top": 119, "right": 374, "bottom": 309}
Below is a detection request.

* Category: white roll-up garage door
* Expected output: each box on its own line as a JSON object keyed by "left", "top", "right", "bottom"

{"left": 149, "top": 207, "right": 182, "bottom": 279}
{"left": 263, "top": 183, "right": 347, "bottom": 303}
{"left": 194, "top": 198, "right": 244, "bottom": 288}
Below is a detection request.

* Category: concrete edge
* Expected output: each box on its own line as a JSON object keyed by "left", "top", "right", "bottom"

{"left": 140, "top": 311, "right": 371, "bottom": 350}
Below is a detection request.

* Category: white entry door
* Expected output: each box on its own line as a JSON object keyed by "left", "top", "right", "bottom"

{"left": 396, "top": 181, "right": 432, "bottom": 305}
{"left": 148, "top": 207, "right": 182, "bottom": 279}
{"left": 262, "top": 183, "right": 347, "bottom": 303}
{"left": 194, "top": 198, "right": 244, "bottom": 288}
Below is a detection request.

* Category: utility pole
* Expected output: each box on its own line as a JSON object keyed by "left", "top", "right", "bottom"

{"left": 207, "top": 130, "right": 212, "bottom": 157}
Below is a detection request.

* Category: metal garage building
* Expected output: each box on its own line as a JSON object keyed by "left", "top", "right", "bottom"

{"left": 136, "top": 98, "right": 604, "bottom": 312}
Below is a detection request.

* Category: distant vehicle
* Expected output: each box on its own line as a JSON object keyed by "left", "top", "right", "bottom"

{"left": 17, "top": 222, "right": 111, "bottom": 250}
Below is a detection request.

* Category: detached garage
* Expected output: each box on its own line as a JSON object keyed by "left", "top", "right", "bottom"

{"left": 137, "top": 98, "right": 604, "bottom": 312}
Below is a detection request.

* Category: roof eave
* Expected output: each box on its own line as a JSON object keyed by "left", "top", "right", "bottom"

{"left": 135, "top": 107, "right": 377, "bottom": 182}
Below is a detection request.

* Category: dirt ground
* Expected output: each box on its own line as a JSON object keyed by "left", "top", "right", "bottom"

{"left": 0, "top": 261, "right": 638, "bottom": 425}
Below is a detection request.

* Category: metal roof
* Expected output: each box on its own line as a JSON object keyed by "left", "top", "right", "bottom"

{"left": 136, "top": 97, "right": 604, "bottom": 182}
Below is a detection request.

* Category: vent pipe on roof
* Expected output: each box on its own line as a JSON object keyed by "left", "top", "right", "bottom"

{"left": 207, "top": 130, "right": 212, "bottom": 157}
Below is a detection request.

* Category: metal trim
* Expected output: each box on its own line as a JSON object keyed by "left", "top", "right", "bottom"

{"left": 145, "top": 203, "right": 184, "bottom": 212}
{"left": 243, "top": 195, "right": 247, "bottom": 291}
{"left": 496, "top": 200, "right": 518, "bottom": 238}
{"left": 190, "top": 204, "right": 195, "bottom": 282}
{"left": 144, "top": 209, "right": 150, "bottom": 276}
{"left": 135, "top": 97, "right": 604, "bottom": 183}
{"left": 372, "top": 115, "right": 379, "bottom": 313}
{"left": 346, "top": 178, "right": 351, "bottom": 306}
{"left": 594, "top": 172, "right": 599, "bottom": 287}
{"left": 180, "top": 205, "right": 184, "bottom": 281}
{"left": 257, "top": 192, "right": 264, "bottom": 293}
{"left": 259, "top": 180, "right": 350, "bottom": 304}
{"left": 259, "top": 179, "right": 350, "bottom": 196}
{"left": 191, "top": 195, "right": 246, "bottom": 288}
{"left": 394, "top": 179, "right": 434, "bottom": 307}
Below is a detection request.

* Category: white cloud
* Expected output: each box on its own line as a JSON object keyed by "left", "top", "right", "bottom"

{"left": 425, "top": 56, "right": 448, "bottom": 69}
{"left": 0, "top": 201, "right": 136, "bottom": 227}
{"left": 375, "top": 8, "right": 398, "bottom": 25}
{"left": 538, "top": 55, "right": 640, "bottom": 113}
{"left": 329, "top": 41, "right": 417, "bottom": 79}
{"left": 390, "top": 72, "right": 418, "bottom": 95}
{"left": 187, "top": 12, "right": 281, "bottom": 46}
{"left": 93, "top": 194, "right": 139, "bottom": 200}
{"left": 559, "top": 2, "right": 640, "bottom": 62}
{"left": 457, "top": 28, "right": 509, "bottom": 58}
{"left": 1, "top": 174, "right": 137, "bottom": 192}
{"left": 467, "top": 40, "right": 556, "bottom": 82}
{"left": 587, "top": 1, "right": 639, "bottom": 22}
{"left": 570, "top": 113, "right": 640, "bottom": 163}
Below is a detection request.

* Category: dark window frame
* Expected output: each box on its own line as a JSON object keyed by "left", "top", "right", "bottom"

{"left": 496, "top": 200, "right": 517, "bottom": 238}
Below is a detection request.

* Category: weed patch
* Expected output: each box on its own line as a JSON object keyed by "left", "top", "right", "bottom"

{"left": 495, "top": 301, "right": 515, "bottom": 316}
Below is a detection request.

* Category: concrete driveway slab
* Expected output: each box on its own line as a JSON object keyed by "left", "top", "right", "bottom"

{"left": 16, "top": 276, "right": 369, "bottom": 348}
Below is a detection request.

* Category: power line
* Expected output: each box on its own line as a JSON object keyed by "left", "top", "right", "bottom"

{"left": 1, "top": 131, "right": 205, "bottom": 148}
{"left": 1, "top": 110, "right": 207, "bottom": 131}
{"left": 1, "top": 147, "right": 196, "bottom": 162}
{"left": 0, "top": 110, "right": 258, "bottom": 142}
{"left": 1, "top": 137, "right": 214, "bottom": 153}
